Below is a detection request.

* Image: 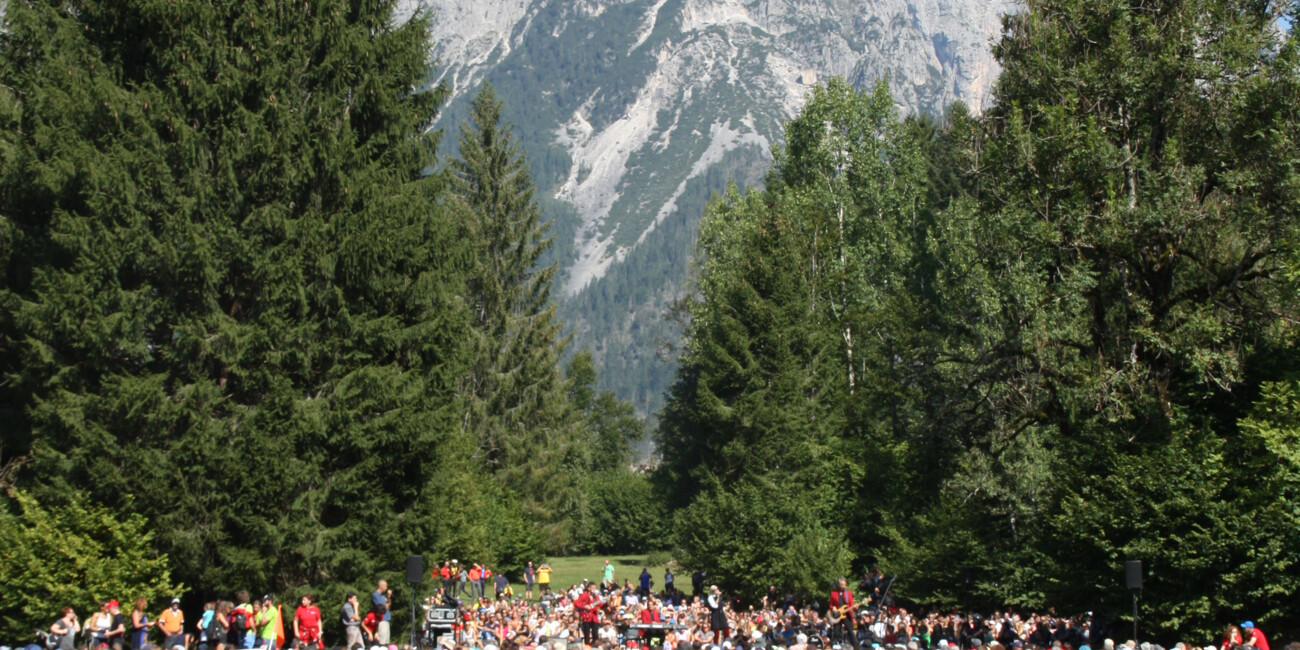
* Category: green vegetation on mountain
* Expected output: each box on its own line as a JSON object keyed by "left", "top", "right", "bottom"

{"left": 659, "top": 0, "right": 1300, "bottom": 637}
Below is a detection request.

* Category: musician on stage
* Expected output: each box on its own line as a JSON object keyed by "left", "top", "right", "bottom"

{"left": 707, "top": 585, "right": 729, "bottom": 643}
{"left": 575, "top": 583, "right": 603, "bottom": 646}
{"left": 827, "top": 577, "right": 860, "bottom": 650}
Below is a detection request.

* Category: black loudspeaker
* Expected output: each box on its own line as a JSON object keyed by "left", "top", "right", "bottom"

{"left": 407, "top": 554, "right": 425, "bottom": 584}
{"left": 1125, "top": 560, "right": 1142, "bottom": 590}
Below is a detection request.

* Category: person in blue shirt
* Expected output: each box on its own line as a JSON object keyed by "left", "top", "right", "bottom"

{"left": 639, "top": 567, "right": 653, "bottom": 599}
{"left": 371, "top": 580, "right": 391, "bottom": 645}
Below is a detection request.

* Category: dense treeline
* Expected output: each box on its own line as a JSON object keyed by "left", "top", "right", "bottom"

{"left": 0, "top": 0, "right": 646, "bottom": 640}
{"left": 659, "top": 0, "right": 1300, "bottom": 640}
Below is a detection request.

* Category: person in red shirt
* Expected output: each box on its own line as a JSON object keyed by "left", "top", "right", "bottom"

{"left": 637, "top": 600, "right": 662, "bottom": 640}
{"left": 293, "top": 595, "right": 322, "bottom": 650}
{"left": 1242, "top": 621, "right": 1269, "bottom": 650}
{"left": 575, "top": 583, "right": 604, "bottom": 647}
{"left": 439, "top": 562, "right": 454, "bottom": 598}
{"left": 469, "top": 564, "right": 483, "bottom": 599}
{"left": 361, "top": 612, "right": 378, "bottom": 645}
{"left": 827, "top": 577, "right": 859, "bottom": 650}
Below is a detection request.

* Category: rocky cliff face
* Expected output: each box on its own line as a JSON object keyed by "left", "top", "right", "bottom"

{"left": 405, "top": 0, "right": 1012, "bottom": 414}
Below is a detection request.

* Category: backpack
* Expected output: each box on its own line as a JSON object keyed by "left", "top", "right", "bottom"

{"left": 230, "top": 610, "right": 247, "bottom": 635}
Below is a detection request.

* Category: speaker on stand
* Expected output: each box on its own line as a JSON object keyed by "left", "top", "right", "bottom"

{"left": 407, "top": 555, "right": 424, "bottom": 649}
{"left": 1125, "top": 560, "right": 1141, "bottom": 645}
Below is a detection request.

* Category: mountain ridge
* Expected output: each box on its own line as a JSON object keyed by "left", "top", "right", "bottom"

{"left": 405, "top": 0, "right": 1013, "bottom": 417}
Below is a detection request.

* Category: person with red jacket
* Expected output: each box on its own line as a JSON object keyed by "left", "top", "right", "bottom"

{"left": 575, "top": 583, "right": 604, "bottom": 647}
{"left": 828, "top": 577, "right": 859, "bottom": 650}
{"left": 638, "top": 601, "right": 662, "bottom": 639}
{"left": 1242, "top": 621, "right": 1269, "bottom": 650}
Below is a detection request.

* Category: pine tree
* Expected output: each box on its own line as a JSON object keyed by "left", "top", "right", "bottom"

{"left": 0, "top": 0, "right": 476, "bottom": 594}
{"left": 451, "top": 83, "right": 584, "bottom": 549}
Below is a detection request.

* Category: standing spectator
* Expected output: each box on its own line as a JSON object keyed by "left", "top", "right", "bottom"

{"left": 131, "top": 598, "right": 154, "bottom": 650}
{"left": 106, "top": 601, "right": 127, "bottom": 650}
{"left": 440, "top": 562, "right": 455, "bottom": 598}
{"left": 89, "top": 602, "right": 115, "bottom": 649}
{"left": 341, "top": 593, "right": 363, "bottom": 650}
{"left": 1242, "top": 622, "right": 1269, "bottom": 650}
{"left": 664, "top": 568, "right": 675, "bottom": 594}
{"left": 208, "top": 602, "right": 232, "bottom": 650}
{"left": 230, "top": 592, "right": 252, "bottom": 650}
{"left": 639, "top": 568, "right": 653, "bottom": 600}
{"left": 51, "top": 607, "right": 81, "bottom": 650}
{"left": 537, "top": 564, "right": 552, "bottom": 596}
{"left": 371, "top": 580, "right": 392, "bottom": 645}
{"left": 603, "top": 561, "right": 616, "bottom": 591}
{"left": 524, "top": 562, "right": 537, "bottom": 601}
{"left": 691, "top": 571, "right": 706, "bottom": 599}
{"left": 157, "top": 599, "right": 186, "bottom": 650}
{"left": 293, "top": 594, "right": 322, "bottom": 650}
{"left": 458, "top": 562, "right": 469, "bottom": 599}
{"left": 469, "top": 565, "right": 483, "bottom": 599}
{"left": 494, "top": 571, "right": 510, "bottom": 601}
{"left": 198, "top": 602, "right": 216, "bottom": 650}
{"left": 254, "top": 596, "right": 277, "bottom": 650}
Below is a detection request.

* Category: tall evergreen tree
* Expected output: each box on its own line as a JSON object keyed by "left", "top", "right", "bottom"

{"left": 451, "top": 83, "right": 584, "bottom": 550}
{"left": 0, "top": 0, "right": 476, "bottom": 594}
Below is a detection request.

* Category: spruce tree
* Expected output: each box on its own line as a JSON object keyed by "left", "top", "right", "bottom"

{"left": 451, "top": 83, "right": 584, "bottom": 549}
{"left": 0, "top": 0, "right": 476, "bottom": 594}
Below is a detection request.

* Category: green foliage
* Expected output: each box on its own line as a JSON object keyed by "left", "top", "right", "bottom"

{"left": 660, "top": 0, "right": 1300, "bottom": 636}
{"left": 452, "top": 83, "right": 587, "bottom": 552}
{"left": 0, "top": 489, "right": 180, "bottom": 641}
{"left": 0, "top": 0, "right": 477, "bottom": 595}
{"left": 674, "top": 480, "right": 853, "bottom": 600}
{"left": 567, "top": 350, "right": 647, "bottom": 473}
{"left": 580, "top": 470, "right": 667, "bottom": 554}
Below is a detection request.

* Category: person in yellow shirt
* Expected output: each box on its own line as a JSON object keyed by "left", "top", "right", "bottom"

{"left": 537, "top": 564, "right": 552, "bottom": 596}
{"left": 157, "top": 599, "right": 185, "bottom": 650}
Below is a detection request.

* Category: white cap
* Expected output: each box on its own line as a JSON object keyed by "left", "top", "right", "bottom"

{"left": 797, "top": 634, "right": 808, "bottom": 644}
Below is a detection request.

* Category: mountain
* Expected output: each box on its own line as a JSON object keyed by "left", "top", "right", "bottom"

{"left": 405, "top": 0, "right": 1012, "bottom": 419}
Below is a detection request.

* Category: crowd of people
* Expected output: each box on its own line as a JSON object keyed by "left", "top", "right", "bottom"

{"left": 12, "top": 564, "right": 1285, "bottom": 650}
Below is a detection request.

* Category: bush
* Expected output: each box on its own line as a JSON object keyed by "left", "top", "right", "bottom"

{"left": 580, "top": 470, "right": 667, "bottom": 554}
{"left": 674, "top": 480, "right": 853, "bottom": 602}
{"left": 0, "top": 489, "right": 181, "bottom": 641}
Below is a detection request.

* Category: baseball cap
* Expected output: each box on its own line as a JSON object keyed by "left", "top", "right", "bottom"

{"left": 1241, "top": 622, "right": 1254, "bottom": 629}
{"left": 108, "top": 600, "right": 120, "bottom": 609}
{"left": 171, "top": 598, "right": 180, "bottom": 605}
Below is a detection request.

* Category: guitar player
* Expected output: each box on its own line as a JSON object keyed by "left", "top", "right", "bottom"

{"left": 828, "top": 577, "right": 861, "bottom": 650}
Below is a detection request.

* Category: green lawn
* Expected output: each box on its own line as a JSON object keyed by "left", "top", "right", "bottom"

{"left": 534, "top": 555, "right": 681, "bottom": 596}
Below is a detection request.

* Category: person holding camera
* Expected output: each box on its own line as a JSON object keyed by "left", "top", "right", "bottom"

{"left": 50, "top": 607, "right": 81, "bottom": 650}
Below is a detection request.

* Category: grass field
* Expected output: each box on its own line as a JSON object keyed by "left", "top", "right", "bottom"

{"left": 534, "top": 555, "right": 679, "bottom": 596}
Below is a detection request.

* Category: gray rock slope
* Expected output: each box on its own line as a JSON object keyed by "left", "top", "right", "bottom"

{"left": 407, "top": 0, "right": 1011, "bottom": 415}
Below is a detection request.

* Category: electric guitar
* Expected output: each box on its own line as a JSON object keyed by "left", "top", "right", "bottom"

{"left": 827, "top": 595, "right": 867, "bottom": 624}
